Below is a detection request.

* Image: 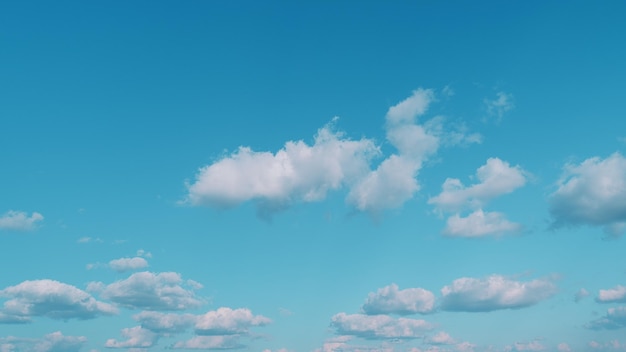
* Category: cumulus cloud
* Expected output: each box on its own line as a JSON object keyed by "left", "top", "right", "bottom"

{"left": 0, "top": 280, "right": 117, "bottom": 323}
{"left": 586, "top": 306, "right": 626, "bottom": 330}
{"left": 484, "top": 92, "right": 514, "bottom": 121}
{"left": 185, "top": 119, "right": 378, "bottom": 213}
{"left": 443, "top": 210, "right": 522, "bottom": 237}
{"left": 100, "top": 272, "right": 203, "bottom": 311}
{"left": 194, "top": 307, "right": 270, "bottom": 335}
{"left": 108, "top": 257, "right": 149, "bottom": 273}
{"left": 549, "top": 153, "right": 626, "bottom": 236}
{"left": 440, "top": 275, "right": 556, "bottom": 312}
{"left": 105, "top": 326, "right": 158, "bottom": 349}
{"left": 0, "top": 332, "right": 86, "bottom": 352}
{"left": 331, "top": 313, "right": 432, "bottom": 339}
{"left": 597, "top": 285, "right": 626, "bottom": 304}
{"left": 361, "top": 284, "right": 435, "bottom": 315}
{"left": 133, "top": 311, "right": 196, "bottom": 334}
{"left": 171, "top": 336, "right": 242, "bottom": 350}
{"left": 0, "top": 211, "right": 43, "bottom": 232}
{"left": 429, "top": 158, "right": 527, "bottom": 213}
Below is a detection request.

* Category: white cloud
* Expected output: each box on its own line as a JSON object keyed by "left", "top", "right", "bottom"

{"left": 172, "top": 336, "right": 243, "bottom": 350}
{"left": 313, "top": 336, "right": 352, "bottom": 352}
{"left": 185, "top": 119, "right": 379, "bottom": 214}
{"left": 105, "top": 326, "right": 158, "bottom": 349}
{"left": 504, "top": 340, "right": 545, "bottom": 351}
{"left": 0, "top": 332, "right": 86, "bottom": 352}
{"left": 429, "top": 158, "right": 527, "bottom": 213}
{"left": 77, "top": 237, "right": 102, "bottom": 244}
{"left": 100, "top": 272, "right": 203, "bottom": 311}
{"left": 597, "top": 285, "right": 626, "bottom": 303}
{"left": 331, "top": 313, "right": 432, "bottom": 339}
{"left": 361, "top": 284, "right": 435, "bottom": 315}
{"left": 440, "top": 275, "right": 556, "bottom": 312}
{"left": 132, "top": 311, "right": 196, "bottom": 334}
{"left": 484, "top": 92, "right": 514, "bottom": 121}
{"left": 575, "top": 288, "right": 590, "bottom": 302}
{"left": 0, "top": 280, "right": 117, "bottom": 323}
{"left": 108, "top": 257, "right": 149, "bottom": 273}
{"left": 443, "top": 210, "right": 522, "bottom": 237}
{"left": 194, "top": 307, "right": 270, "bottom": 335}
{"left": 586, "top": 306, "right": 626, "bottom": 330}
{"left": 426, "top": 332, "right": 456, "bottom": 345}
{"left": 549, "top": 153, "right": 626, "bottom": 236}
{"left": 0, "top": 211, "right": 43, "bottom": 232}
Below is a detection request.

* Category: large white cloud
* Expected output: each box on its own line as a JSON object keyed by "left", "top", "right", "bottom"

{"left": 0, "top": 280, "right": 117, "bottom": 323}
{"left": 108, "top": 257, "right": 149, "bottom": 273}
{"left": 194, "top": 307, "right": 270, "bottom": 335}
{"left": 586, "top": 306, "right": 626, "bottom": 330}
{"left": 0, "top": 332, "right": 86, "bottom": 352}
{"left": 331, "top": 313, "right": 432, "bottom": 339}
{"left": 443, "top": 210, "right": 522, "bottom": 237}
{"left": 440, "top": 275, "right": 556, "bottom": 312}
{"left": 549, "top": 153, "right": 626, "bottom": 236}
{"left": 429, "top": 158, "right": 527, "bottom": 213}
{"left": 0, "top": 211, "right": 43, "bottom": 232}
{"left": 185, "top": 120, "right": 379, "bottom": 212}
{"left": 99, "top": 272, "right": 203, "bottom": 311}
{"left": 597, "top": 285, "right": 626, "bottom": 303}
{"left": 361, "top": 284, "right": 435, "bottom": 315}
{"left": 105, "top": 326, "right": 158, "bottom": 349}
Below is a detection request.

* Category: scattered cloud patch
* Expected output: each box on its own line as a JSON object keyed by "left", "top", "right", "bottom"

{"left": 504, "top": 340, "right": 545, "bottom": 351}
{"left": 440, "top": 275, "right": 557, "bottom": 312}
{"left": 105, "top": 326, "right": 158, "bottom": 349}
{"left": 443, "top": 210, "right": 522, "bottom": 237}
{"left": 331, "top": 313, "right": 432, "bottom": 339}
{"left": 100, "top": 272, "right": 203, "bottom": 311}
{"left": 0, "top": 280, "right": 117, "bottom": 323}
{"left": 361, "top": 284, "right": 435, "bottom": 315}
{"left": 575, "top": 288, "right": 590, "bottom": 302}
{"left": 133, "top": 311, "right": 196, "bottom": 334}
{"left": 194, "top": 307, "right": 270, "bottom": 335}
{"left": 171, "top": 336, "right": 242, "bottom": 350}
{"left": 426, "top": 332, "right": 456, "bottom": 345}
{"left": 549, "top": 153, "right": 626, "bottom": 236}
{"left": 597, "top": 285, "right": 626, "bottom": 304}
{"left": 109, "top": 257, "right": 149, "bottom": 273}
{"left": 0, "top": 211, "right": 43, "bottom": 232}
{"left": 484, "top": 92, "right": 514, "bottom": 121}
{"left": 557, "top": 343, "right": 572, "bottom": 352}
{"left": 0, "top": 332, "right": 86, "bottom": 352}
{"left": 588, "top": 340, "right": 626, "bottom": 351}
{"left": 77, "top": 237, "right": 102, "bottom": 244}
{"left": 586, "top": 307, "right": 626, "bottom": 330}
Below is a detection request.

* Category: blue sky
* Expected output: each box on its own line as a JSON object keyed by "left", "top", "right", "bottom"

{"left": 2, "top": 1, "right": 626, "bottom": 351}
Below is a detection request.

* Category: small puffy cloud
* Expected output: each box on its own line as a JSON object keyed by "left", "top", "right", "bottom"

{"left": 426, "top": 332, "right": 456, "bottom": 345}
{"left": 484, "top": 92, "right": 514, "bottom": 121}
{"left": 171, "top": 336, "right": 242, "bottom": 350}
{"left": 0, "top": 280, "right": 117, "bottom": 323}
{"left": 504, "top": 340, "right": 545, "bottom": 351}
{"left": 586, "top": 306, "right": 626, "bottom": 330}
{"left": 108, "top": 257, "right": 149, "bottom": 273}
{"left": 133, "top": 311, "right": 196, "bottom": 334}
{"left": 77, "top": 237, "right": 102, "bottom": 244}
{"left": 597, "top": 285, "right": 626, "bottom": 304}
{"left": 361, "top": 284, "right": 435, "bottom": 315}
{"left": 575, "top": 288, "right": 590, "bottom": 302}
{"left": 0, "top": 211, "right": 43, "bottom": 232}
{"left": 440, "top": 275, "right": 557, "bottom": 312}
{"left": 443, "top": 210, "right": 522, "bottom": 237}
{"left": 185, "top": 120, "right": 379, "bottom": 215}
{"left": 314, "top": 336, "right": 352, "bottom": 352}
{"left": 331, "top": 313, "right": 432, "bottom": 339}
{"left": 429, "top": 158, "right": 527, "bottom": 213}
{"left": 0, "top": 332, "right": 86, "bottom": 352}
{"left": 105, "top": 326, "right": 158, "bottom": 349}
{"left": 549, "top": 153, "right": 626, "bottom": 236}
{"left": 194, "top": 307, "right": 270, "bottom": 335}
{"left": 100, "top": 272, "right": 203, "bottom": 311}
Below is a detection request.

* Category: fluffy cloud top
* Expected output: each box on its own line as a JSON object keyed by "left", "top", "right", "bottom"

{"left": 440, "top": 275, "right": 556, "bottom": 312}
{"left": 549, "top": 153, "right": 626, "bottom": 236}
{"left": 0, "top": 211, "right": 43, "bottom": 232}
{"left": 100, "top": 272, "right": 203, "bottom": 311}
{"left": 429, "top": 158, "right": 527, "bottom": 213}
{"left": 597, "top": 285, "right": 626, "bottom": 304}
{"left": 185, "top": 120, "right": 378, "bottom": 212}
{"left": 0, "top": 280, "right": 117, "bottom": 323}
{"left": 586, "top": 306, "right": 626, "bottom": 330}
{"left": 105, "top": 326, "right": 158, "bottom": 349}
{"left": 109, "top": 257, "right": 149, "bottom": 273}
{"left": 361, "top": 284, "right": 435, "bottom": 315}
{"left": 194, "top": 307, "right": 270, "bottom": 335}
{"left": 443, "top": 210, "right": 522, "bottom": 237}
{"left": 331, "top": 313, "right": 432, "bottom": 339}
